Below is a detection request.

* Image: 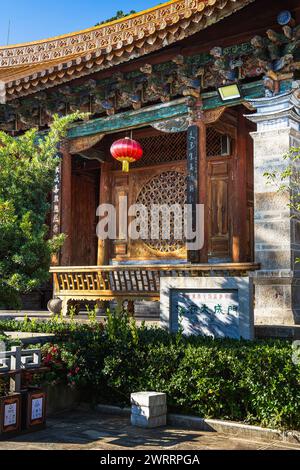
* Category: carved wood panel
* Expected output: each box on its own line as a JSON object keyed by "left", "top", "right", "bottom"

{"left": 207, "top": 159, "right": 233, "bottom": 260}
{"left": 111, "top": 161, "right": 187, "bottom": 261}
{"left": 71, "top": 173, "right": 98, "bottom": 266}
{"left": 136, "top": 170, "right": 187, "bottom": 253}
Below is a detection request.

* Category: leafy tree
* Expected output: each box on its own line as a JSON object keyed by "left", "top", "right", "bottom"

{"left": 0, "top": 112, "right": 86, "bottom": 308}
{"left": 264, "top": 146, "right": 300, "bottom": 264}
{"left": 96, "top": 10, "right": 136, "bottom": 25}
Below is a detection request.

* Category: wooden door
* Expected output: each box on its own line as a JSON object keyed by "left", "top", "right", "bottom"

{"left": 111, "top": 161, "right": 187, "bottom": 262}
{"left": 71, "top": 173, "right": 98, "bottom": 266}
{"left": 207, "top": 159, "right": 232, "bottom": 260}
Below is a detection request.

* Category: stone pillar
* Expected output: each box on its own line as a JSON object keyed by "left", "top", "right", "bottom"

{"left": 246, "top": 88, "right": 300, "bottom": 325}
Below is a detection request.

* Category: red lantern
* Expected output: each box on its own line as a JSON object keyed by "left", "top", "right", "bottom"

{"left": 110, "top": 137, "right": 143, "bottom": 172}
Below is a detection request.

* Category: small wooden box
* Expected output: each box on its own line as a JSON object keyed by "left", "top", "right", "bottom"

{"left": 0, "top": 393, "right": 21, "bottom": 439}
{"left": 21, "top": 388, "right": 47, "bottom": 431}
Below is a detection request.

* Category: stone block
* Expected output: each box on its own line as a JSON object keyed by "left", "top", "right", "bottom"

{"left": 131, "top": 392, "right": 166, "bottom": 408}
{"left": 255, "top": 192, "right": 289, "bottom": 212}
{"left": 252, "top": 128, "right": 290, "bottom": 158}
{"left": 131, "top": 413, "right": 167, "bottom": 428}
{"left": 255, "top": 249, "right": 292, "bottom": 270}
{"left": 131, "top": 404, "right": 167, "bottom": 418}
{"left": 255, "top": 221, "right": 291, "bottom": 246}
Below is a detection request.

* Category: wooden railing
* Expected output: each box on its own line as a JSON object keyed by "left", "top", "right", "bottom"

{"left": 50, "top": 263, "right": 260, "bottom": 303}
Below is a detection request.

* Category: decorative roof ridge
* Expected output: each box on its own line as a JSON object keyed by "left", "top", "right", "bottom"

{"left": 0, "top": 0, "right": 197, "bottom": 51}
{"left": 0, "top": 0, "right": 256, "bottom": 102}
{"left": 0, "top": 0, "right": 254, "bottom": 71}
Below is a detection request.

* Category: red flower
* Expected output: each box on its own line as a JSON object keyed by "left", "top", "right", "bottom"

{"left": 44, "top": 353, "right": 53, "bottom": 364}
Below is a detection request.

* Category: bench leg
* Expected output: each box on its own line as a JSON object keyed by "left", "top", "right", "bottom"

{"left": 127, "top": 300, "right": 135, "bottom": 317}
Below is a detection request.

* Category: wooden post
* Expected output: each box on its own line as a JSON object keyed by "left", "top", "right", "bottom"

{"left": 9, "top": 346, "right": 21, "bottom": 393}
{"left": 197, "top": 119, "right": 208, "bottom": 263}
{"left": 60, "top": 142, "right": 73, "bottom": 266}
{"left": 97, "top": 162, "right": 112, "bottom": 266}
{"left": 232, "top": 110, "right": 248, "bottom": 262}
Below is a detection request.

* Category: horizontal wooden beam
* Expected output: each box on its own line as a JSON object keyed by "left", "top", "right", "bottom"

{"left": 67, "top": 81, "right": 267, "bottom": 140}
{"left": 50, "top": 263, "right": 260, "bottom": 273}
{"left": 68, "top": 98, "right": 189, "bottom": 139}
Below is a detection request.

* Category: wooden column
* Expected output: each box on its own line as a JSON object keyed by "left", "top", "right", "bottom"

{"left": 232, "top": 110, "right": 248, "bottom": 262}
{"left": 97, "top": 162, "right": 111, "bottom": 265}
{"left": 60, "top": 143, "right": 72, "bottom": 266}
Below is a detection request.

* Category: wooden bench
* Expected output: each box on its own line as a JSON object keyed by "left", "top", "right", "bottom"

{"left": 50, "top": 263, "right": 260, "bottom": 316}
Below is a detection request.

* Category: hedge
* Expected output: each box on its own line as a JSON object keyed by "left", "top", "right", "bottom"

{"left": 0, "top": 313, "right": 299, "bottom": 430}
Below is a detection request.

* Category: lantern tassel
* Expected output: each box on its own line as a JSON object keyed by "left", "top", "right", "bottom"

{"left": 122, "top": 160, "right": 129, "bottom": 172}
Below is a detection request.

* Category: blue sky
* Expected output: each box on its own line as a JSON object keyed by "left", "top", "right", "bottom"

{"left": 0, "top": 0, "right": 159, "bottom": 46}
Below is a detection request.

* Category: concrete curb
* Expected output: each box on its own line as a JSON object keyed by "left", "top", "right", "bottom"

{"left": 95, "top": 404, "right": 300, "bottom": 445}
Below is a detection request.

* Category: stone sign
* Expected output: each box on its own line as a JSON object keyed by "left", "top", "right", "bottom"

{"left": 160, "top": 277, "right": 253, "bottom": 340}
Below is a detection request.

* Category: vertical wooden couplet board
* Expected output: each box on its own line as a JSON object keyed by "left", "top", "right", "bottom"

{"left": 187, "top": 121, "right": 208, "bottom": 263}
{"left": 51, "top": 156, "right": 62, "bottom": 266}
{"left": 187, "top": 125, "right": 199, "bottom": 263}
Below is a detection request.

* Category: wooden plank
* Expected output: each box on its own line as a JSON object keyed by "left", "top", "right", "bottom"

{"left": 207, "top": 160, "right": 232, "bottom": 259}
{"left": 67, "top": 82, "right": 264, "bottom": 140}
{"left": 50, "top": 262, "right": 260, "bottom": 273}
{"left": 68, "top": 99, "right": 189, "bottom": 139}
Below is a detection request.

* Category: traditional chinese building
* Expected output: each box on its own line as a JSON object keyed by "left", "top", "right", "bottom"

{"left": 0, "top": 0, "right": 300, "bottom": 335}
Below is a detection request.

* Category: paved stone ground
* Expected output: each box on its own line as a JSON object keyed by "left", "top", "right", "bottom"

{"left": 0, "top": 410, "right": 300, "bottom": 450}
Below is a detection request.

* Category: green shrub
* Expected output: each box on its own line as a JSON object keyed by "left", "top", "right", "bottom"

{"left": 0, "top": 314, "right": 299, "bottom": 430}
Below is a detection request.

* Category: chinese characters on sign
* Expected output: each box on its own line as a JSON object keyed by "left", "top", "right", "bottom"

{"left": 172, "top": 289, "right": 240, "bottom": 339}
{"left": 187, "top": 125, "right": 198, "bottom": 262}
{"left": 4, "top": 403, "right": 17, "bottom": 427}
{"left": 31, "top": 398, "right": 44, "bottom": 421}
{"left": 51, "top": 161, "right": 62, "bottom": 236}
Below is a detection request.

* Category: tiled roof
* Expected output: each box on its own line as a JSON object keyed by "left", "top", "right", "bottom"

{"left": 0, "top": 0, "right": 255, "bottom": 102}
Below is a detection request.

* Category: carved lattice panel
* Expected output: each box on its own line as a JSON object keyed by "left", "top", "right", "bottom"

{"left": 136, "top": 170, "right": 187, "bottom": 253}
{"left": 112, "top": 132, "right": 187, "bottom": 169}
{"left": 206, "top": 127, "right": 223, "bottom": 157}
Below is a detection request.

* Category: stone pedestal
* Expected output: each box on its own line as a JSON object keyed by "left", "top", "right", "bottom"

{"left": 246, "top": 88, "right": 300, "bottom": 326}
{"left": 131, "top": 392, "right": 167, "bottom": 428}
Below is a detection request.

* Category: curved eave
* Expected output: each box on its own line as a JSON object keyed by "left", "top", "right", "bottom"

{"left": 0, "top": 0, "right": 256, "bottom": 103}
